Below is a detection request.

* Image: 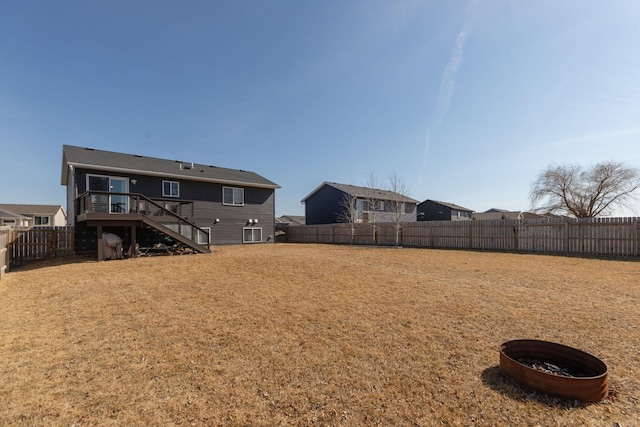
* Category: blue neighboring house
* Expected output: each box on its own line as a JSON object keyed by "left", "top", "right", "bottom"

{"left": 302, "top": 181, "right": 418, "bottom": 225}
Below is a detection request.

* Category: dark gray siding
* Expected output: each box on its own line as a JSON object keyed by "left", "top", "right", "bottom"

{"left": 192, "top": 190, "right": 275, "bottom": 245}
{"left": 417, "top": 200, "right": 471, "bottom": 221}
{"left": 73, "top": 168, "right": 276, "bottom": 245}
{"left": 304, "top": 185, "right": 346, "bottom": 225}
{"left": 417, "top": 200, "right": 453, "bottom": 221}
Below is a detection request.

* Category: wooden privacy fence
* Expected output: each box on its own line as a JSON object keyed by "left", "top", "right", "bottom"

{"left": 1, "top": 227, "right": 75, "bottom": 273}
{"left": 286, "top": 217, "right": 640, "bottom": 257}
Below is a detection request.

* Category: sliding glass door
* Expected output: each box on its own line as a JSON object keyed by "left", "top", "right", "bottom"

{"left": 88, "top": 175, "right": 129, "bottom": 213}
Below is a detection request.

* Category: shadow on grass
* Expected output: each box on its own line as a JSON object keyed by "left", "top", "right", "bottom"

{"left": 481, "top": 365, "right": 590, "bottom": 409}
{"left": 8, "top": 254, "right": 98, "bottom": 272}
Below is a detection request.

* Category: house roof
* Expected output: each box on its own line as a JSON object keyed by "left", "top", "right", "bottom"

{"left": 0, "top": 207, "right": 30, "bottom": 220}
{"left": 472, "top": 210, "right": 549, "bottom": 220}
{"left": 276, "top": 215, "right": 305, "bottom": 225}
{"left": 301, "top": 182, "right": 419, "bottom": 204}
{"left": 472, "top": 211, "right": 523, "bottom": 220}
{"left": 0, "top": 204, "right": 65, "bottom": 216}
{"left": 419, "top": 199, "right": 474, "bottom": 213}
{"left": 61, "top": 145, "right": 280, "bottom": 189}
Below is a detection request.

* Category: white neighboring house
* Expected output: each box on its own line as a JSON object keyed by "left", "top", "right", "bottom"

{"left": 0, "top": 204, "right": 67, "bottom": 228}
{"left": 0, "top": 207, "right": 31, "bottom": 227}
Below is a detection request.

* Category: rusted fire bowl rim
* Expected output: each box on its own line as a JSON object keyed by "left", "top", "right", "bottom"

{"left": 500, "top": 339, "right": 608, "bottom": 403}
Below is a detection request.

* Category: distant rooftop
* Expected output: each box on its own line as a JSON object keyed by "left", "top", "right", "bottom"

{"left": 0, "top": 204, "right": 64, "bottom": 215}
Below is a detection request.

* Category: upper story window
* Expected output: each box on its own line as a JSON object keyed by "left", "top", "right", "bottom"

{"left": 163, "top": 181, "right": 180, "bottom": 197}
{"left": 34, "top": 216, "right": 50, "bottom": 226}
{"left": 223, "top": 186, "right": 244, "bottom": 206}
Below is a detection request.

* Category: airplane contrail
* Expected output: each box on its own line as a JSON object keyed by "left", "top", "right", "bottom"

{"left": 419, "top": 28, "right": 468, "bottom": 184}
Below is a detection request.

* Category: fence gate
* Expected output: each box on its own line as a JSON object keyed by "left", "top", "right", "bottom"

{"left": 5, "top": 227, "right": 75, "bottom": 270}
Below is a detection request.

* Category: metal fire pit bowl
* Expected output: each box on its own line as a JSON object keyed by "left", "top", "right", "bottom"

{"left": 500, "top": 339, "right": 608, "bottom": 403}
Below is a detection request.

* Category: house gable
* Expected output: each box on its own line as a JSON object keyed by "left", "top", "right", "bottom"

{"left": 417, "top": 199, "right": 474, "bottom": 221}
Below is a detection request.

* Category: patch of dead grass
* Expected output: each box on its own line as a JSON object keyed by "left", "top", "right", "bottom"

{"left": 1, "top": 244, "right": 638, "bottom": 426}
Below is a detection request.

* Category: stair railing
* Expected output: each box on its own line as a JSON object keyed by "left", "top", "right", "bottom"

{"left": 77, "top": 191, "right": 210, "bottom": 249}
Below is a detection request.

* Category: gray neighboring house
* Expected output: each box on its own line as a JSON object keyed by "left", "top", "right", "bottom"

{"left": 0, "top": 204, "right": 67, "bottom": 227}
{"left": 61, "top": 145, "right": 280, "bottom": 254}
{"left": 302, "top": 182, "right": 418, "bottom": 225}
{"left": 472, "top": 208, "right": 546, "bottom": 221}
{"left": 417, "top": 199, "right": 474, "bottom": 221}
{"left": 276, "top": 215, "right": 305, "bottom": 226}
{"left": 275, "top": 215, "right": 305, "bottom": 242}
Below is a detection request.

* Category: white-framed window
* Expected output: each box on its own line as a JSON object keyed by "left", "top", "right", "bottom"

{"left": 376, "top": 201, "right": 385, "bottom": 211}
{"left": 163, "top": 180, "right": 180, "bottom": 197}
{"left": 223, "top": 187, "right": 244, "bottom": 206}
{"left": 34, "top": 216, "right": 50, "bottom": 226}
{"left": 196, "top": 227, "right": 210, "bottom": 245}
{"left": 243, "top": 227, "right": 262, "bottom": 243}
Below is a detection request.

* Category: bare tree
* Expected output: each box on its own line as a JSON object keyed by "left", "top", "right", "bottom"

{"left": 386, "top": 171, "right": 412, "bottom": 245}
{"left": 364, "top": 172, "right": 380, "bottom": 244}
{"left": 530, "top": 161, "right": 640, "bottom": 217}
{"left": 336, "top": 191, "right": 358, "bottom": 243}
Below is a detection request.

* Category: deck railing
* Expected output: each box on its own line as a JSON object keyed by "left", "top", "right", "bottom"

{"left": 77, "top": 191, "right": 209, "bottom": 248}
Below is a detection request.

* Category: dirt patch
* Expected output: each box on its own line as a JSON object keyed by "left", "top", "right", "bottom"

{"left": 1, "top": 244, "right": 638, "bottom": 426}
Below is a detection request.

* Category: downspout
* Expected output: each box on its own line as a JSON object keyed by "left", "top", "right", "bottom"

{"left": 67, "top": 165, "right": 75, "bottom": 226}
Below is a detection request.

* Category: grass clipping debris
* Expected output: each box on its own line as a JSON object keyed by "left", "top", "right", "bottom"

{"left": 1, "top": 244, "right": 638, "bottom": 426}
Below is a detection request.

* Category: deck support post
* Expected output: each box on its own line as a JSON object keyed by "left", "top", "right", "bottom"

{"left": 130, "top": 225, "right": 137, "bottom": 258}
{"left": 97, "top": 225, "right": 104, "bottom": 261}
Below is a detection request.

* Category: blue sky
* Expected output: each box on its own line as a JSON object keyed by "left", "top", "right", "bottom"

{"left": 1, "top": 1, "right": 639, "bottom": 217}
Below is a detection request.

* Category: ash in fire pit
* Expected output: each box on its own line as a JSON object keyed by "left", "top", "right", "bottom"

{"left": 516, "top": 358, "right": 590, "bottom": 378}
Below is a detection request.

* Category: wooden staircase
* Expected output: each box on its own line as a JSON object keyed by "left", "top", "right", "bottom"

{"left": 141, "top": 215, "right": 210, "bottom": 254}
{"left": 77, "top": 191, "right": 211, "bottom": 256}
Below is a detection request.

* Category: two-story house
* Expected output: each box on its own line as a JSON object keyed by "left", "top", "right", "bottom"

{"left": 61, "top": 145, "right": 279, "bottom": 256}
{"left": 302, "top": 182, "right": 418, "bottom": 225}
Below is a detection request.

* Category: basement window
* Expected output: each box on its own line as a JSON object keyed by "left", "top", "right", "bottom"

{"left": 197, "top": 227, "right": 210, "bottom": 245}
{"left": 243, "top": 227, "right": 262, "bottom": 243}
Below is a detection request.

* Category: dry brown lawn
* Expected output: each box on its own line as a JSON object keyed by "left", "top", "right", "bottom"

{"left": 1, "top": 244, "right": 638, "bottom": 426}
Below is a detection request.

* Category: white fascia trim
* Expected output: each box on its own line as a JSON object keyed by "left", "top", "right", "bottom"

{"left": 67, "top": 162, "right": 280, "bottom": 189}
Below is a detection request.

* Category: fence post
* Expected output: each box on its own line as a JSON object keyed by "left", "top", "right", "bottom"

{"left": 635, "top": 220, "right": 639, "bottom": 256}
{"left": 0, "top": 228, "right": 8, "bottom": 279}
{"left": 49, "top": 230, "right": 58, "bottom": 259}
